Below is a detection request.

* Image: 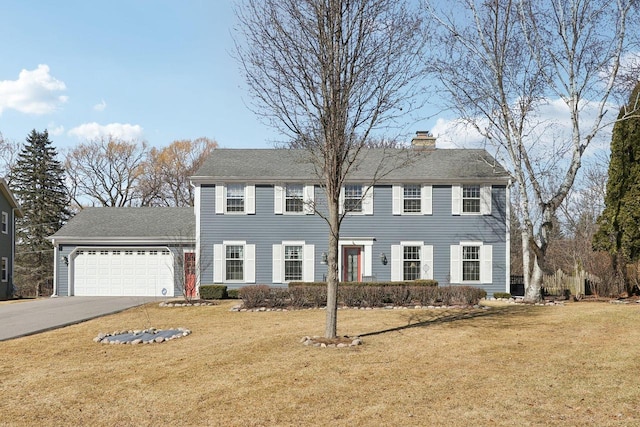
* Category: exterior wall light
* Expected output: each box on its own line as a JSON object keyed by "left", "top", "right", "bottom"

{"left": 380, "top": 253, "right": 387, "bottom": 265}
{"left": 321, "top": 252, "right": 328, "bottom": 265}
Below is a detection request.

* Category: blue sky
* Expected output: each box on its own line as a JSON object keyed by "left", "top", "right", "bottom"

{"left": 0, "top": 1, "right": 441, "bottom": 150}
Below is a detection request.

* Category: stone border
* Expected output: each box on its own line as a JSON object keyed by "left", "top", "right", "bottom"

{"left": 300, "top": 335, "right": 363, "bottom": 348}
{"left": 94, "top": 327, "right": 191, "bottom": 345}
{"left": 159, "top": 301, "right": 215, "bottom": 307}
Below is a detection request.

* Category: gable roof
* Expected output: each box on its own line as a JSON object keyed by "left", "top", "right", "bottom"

{"left": 49, "top": 207, "right": 194, "bottom": 244}
{"left": 191, "top": 148, "right": 510, "bottom": 184}
{"left": 0, "top": 178, "right": 23, "bottom": 218}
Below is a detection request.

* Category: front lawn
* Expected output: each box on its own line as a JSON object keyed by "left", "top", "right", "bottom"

{"left": 0, "top": 301, "right": 638, "bottom": 426}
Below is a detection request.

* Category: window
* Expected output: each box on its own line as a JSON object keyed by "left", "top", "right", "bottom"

{"left": 125, "top": 250, "right": 133, "bottom": 255}
{"left": 1, "top": 212, "right": 7, "bottom": 234}
{"left": 403, "top": 246, "right": 421, "bottom": 280}
{"left": 225, "top": 245, "right": 244, "bottom": 281}
{"left": 1, "top": 257, "right": 7, "bottom": 282}
{"left": 285, "top": 184, "right": 304, "bottom": 213}
{"left": 226, "top": 184, "right": 245, "bottom": 213}
{"left": 462, "top": 246, "right": 480, "bottom": 281}
{"left": 391, "top": 242, "right": 433, "bottom": 281}
{"left": 100, "top": 250, "right": 108, "bottom": 255}
{"left": 403, "top": 185, "right": 421, "bottom": 213}
{"left": 88, "top": 250, "right": 96, "bottom": 255}
{"left": 462, "top": 185, "right": 481, "bottom": 213}
{"left": 344, "top": 185, "right": 363, "bottom": 212}
{"left": 149, "top": 250, "right": 158, "bottom": 255}
{"left": 112, "top": 250, "right": 120, "bottom": 255}
{"left": 450, "top": 243, "right": 492, "bottom": 284}
{"left": 284, "top": 245, "right": 303, "bottom": 281}
{"left": 137, "top": 250, "right": 145, "bottom": 255}
{"left": 162, "top": 250, "right": 171, "bottom": 255}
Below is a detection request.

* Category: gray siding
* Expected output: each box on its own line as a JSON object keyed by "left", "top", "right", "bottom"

{"left": 0, "top": 195, "right": 14, "bottom": 299}
{"left": 199, "top": 183, "right": 508, "bottom": 296}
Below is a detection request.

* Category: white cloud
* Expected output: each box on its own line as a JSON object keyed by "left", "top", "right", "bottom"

{"left": 68, "top": 122, "right": 144, "bottom": 141}
{"left": 93, "top": 99, "right": 107, "bottom": 112}
{"left": 0, "top": 64, "right": 67, "bottom": 115}
{"left": 48, "top": 123, "right": 65, "bottom": 136}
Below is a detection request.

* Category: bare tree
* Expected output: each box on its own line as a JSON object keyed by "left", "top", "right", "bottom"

{"left": 0, "top": 133, "right": 22, "bottom": 183}
{"left": 142, "top": 137, "right": 218, "bottom": 207}
{"left": 427, "top": 0, "right": 638, "bottom": 302}
{"left": 235, "top": 0, "right": 426, "bottom": 338}
{"left": 65, "top": 137, "right": 149, "bottom": 208}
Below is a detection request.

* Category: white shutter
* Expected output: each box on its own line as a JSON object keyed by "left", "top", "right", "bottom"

{"left": 272, "top": 244, "right": 283, "bottom": 283}
{"left": 339, "top": 186, "right": 345, "bottom": 214}
{"left": 391, "top": 245, "right": 402, "bottom": 281}
{"left": 274, "top": 185, "right": 284, "bottom": 215}
{"left": 362, "top": 186, "right": 374, "bottom": 215}
{"left": 245, "top": 244, "right": 256, "bottom": 283}
{"left": 422, "top": 185, "right": 432, "bottom": 215}
{"left": 213, "top": 244, "right": 223, "bottom": 282}
{"left": 392, "top": 185, "right": 402, "bottom": 215}
{"left": 304, "top": 185, "right": 315, "bottom": 215}
{"left": 451, "top": 185, "right": 461, "bottom": 215}
{"left": 215, "top": 184, "right": 224, "bottom": 214}
{"left": 246, "top": 185, "right": 256, "bottom": 214}
{"left": 450, "top": 245, "right": 461, "bottom": 283}
{"left": 303, "top": 244, "right": 315, "bottom": 282}
{"left": 481, "top": 185, "right": 492, "bottom": 215}
{"left": 422, "top": 245, "right": 434, "bottom": 280}
{"left": 481, "top": 245, "right": 493, "bottom": 283}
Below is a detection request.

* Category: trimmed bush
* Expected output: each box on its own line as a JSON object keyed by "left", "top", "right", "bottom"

{"left": 493, "top": 292, "right": 511, "bottom": 299}
{"left": 226, "top": 289, "right": 240, "bottom": 299}
{"left": 199, "top": 285, "right": 227, "bottom": 300}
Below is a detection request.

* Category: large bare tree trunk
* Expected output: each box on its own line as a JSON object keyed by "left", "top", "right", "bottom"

{"left": 325, "top": 206, "right": 340, "bottom": 338}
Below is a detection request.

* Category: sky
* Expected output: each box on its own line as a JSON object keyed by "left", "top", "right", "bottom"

{"left": 0, "top": 1, "right": 443, "bottom": 151}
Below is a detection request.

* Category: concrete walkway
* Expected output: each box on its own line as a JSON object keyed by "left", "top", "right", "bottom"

{"left": 0, "top": 296, "right": 157, "bottom": 341}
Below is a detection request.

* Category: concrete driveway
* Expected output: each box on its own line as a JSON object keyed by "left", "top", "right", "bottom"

{"left": 0, "top": 296, "right": 158, "bottom": 341}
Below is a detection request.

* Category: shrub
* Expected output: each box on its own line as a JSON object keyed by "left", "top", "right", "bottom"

{"left": 410, "top": 286, "right": 439, "bottom": 305}
{"left": 239, "top": 285, "right": 271, "bottom": 308}
{"left": 199, "top": 285, "right": 227, "bottom": 300}
{"left": 226, "top": 289, "right": 240, "bottom": 299}
{"left": 266, "top": 288, "right": 289, "bottom": 308}
{"left": 288, "top": 280, "right": 438, "bottom": 288}
{"left": 493, "top": 292, "right": 511, "bottom": 299}
{"left": 385, "top": 285, "right": 412, "bottom": 306}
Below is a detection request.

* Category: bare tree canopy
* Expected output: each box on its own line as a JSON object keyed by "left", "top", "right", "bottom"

{"left": 427, "top": 0, "right": 639, "bottom": 301}
{"left": 65, "top": 137, "right": 148, "bottom": 208}
{"left": 143, "top": 137, "right": 218, "bottom": 207}
{"left": 235, "top": 0, "right": 426, "bottom": 338}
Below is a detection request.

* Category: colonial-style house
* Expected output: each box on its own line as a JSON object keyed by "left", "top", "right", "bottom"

{"left": 0, "top": 178, "right": 23, "bottom": 300}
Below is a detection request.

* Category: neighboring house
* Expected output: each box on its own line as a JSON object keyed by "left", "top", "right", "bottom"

{"left": 50, "top": 207, "right": 194, "bottom": 297}
{"left": 0, "top": 178, "right": 23, "bottom": 300}
{"left": 189, "top": 134, "right": 512, "bottom": 296}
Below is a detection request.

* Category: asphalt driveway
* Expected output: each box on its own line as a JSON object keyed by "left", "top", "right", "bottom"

{"left": 0, "top": 296, "right": 157, "bottom": 341}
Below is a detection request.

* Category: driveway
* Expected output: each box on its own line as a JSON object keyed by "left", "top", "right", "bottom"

{"left": 0, "top": 296, "right": 157, "bottom": 341}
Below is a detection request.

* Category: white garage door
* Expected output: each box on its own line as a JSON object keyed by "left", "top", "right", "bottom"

{"left": 72, "top": 248, "right": 175, "bottom": 297}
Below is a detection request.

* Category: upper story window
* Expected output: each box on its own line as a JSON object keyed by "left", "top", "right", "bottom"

{"left": 344, "top": 185, "right": 363, "bottom": 212}
{"left": 452, "top": 184, "right": 491, "bottom": 215}
{"left": 226, "top": 184, "right": 245, "bottom": 213}
{"left": 1, "top": 212, "right": 7, "bottom": 234}
{"left": 462, "top": 185, "right": 481, "bottom": 213}
{"left": 392, "top": 185, "right": 432, "bottom": 215}
{"left": 285, "top": 185, "right": 304, "bottom": 213}
{"left": 216, "top": 184, "right": 256, "bottom": 214}
{"left": 403, "top": 185, "right": 421, "bottom": 213}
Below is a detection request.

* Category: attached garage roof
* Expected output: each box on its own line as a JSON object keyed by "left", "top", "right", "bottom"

{"left": 49, "top": 207, "right": 195, "bottom": 244}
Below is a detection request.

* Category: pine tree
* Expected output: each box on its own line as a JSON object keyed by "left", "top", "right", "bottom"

{"left": 593, "top": 83, "right": 640, "bottom": 293}
{"left": 10, "top": 130, "right": 69, "bottom": 296}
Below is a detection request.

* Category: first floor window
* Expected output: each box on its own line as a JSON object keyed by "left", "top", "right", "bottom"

{"left": 344, "top": 184, "right": 363, "bottom": 212}
{"left": 284, "top": 245, "right": 303, "bottom": 281}
{"left": 225, "top": 245, "right": 244, "bottom": 280}
{"left": 462, "top": 245, "right": 480, "bottom": 281}
{"left": 403, "top": 246, "right": 421, "bottom": 280}
{"left": 403, "top": 185, "right": 421, "bottom": 213}
{"left": 1, "top": 257, "right": 6, "bottom": 282}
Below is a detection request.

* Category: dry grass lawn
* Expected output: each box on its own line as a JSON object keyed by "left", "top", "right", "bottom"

{"left": 1, "top": 300, "right": 639, "bottom": 426}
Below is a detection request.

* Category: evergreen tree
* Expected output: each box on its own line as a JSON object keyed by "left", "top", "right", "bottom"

{"left": 593, "top": 83, "right": 640, "bottom": 293}
{"left": 10, "top": 130, "right": 69, "bottom": 296}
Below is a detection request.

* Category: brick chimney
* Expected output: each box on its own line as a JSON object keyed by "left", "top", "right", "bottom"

{"left": 411, "top": 131, "right": 436, "bottom": 149}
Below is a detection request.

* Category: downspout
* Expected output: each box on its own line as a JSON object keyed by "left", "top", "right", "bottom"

{"left": 192, "top": 182, "right": 201, "bottom": 298}
{"left": 505, "top": 179, "right": 512, "bottom": 293}
{"left": 51, "top": 237, "right": 58, "bottom": 297}
{"left": 11, "top": 208, "right": 16, "bottom": 299}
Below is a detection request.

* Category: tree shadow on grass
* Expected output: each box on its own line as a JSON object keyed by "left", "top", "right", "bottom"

{"left": 358, "top": 305, "right": 540, "bottom": 338}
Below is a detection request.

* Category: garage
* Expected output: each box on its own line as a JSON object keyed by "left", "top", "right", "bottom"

{"left": 72, "top": 248, "right": 175, "bottom": 297}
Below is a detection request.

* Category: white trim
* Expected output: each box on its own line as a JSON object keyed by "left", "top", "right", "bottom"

{"left": 272, "top": 244, "right": 283, "bottom": 283}
{"left": 338, "top": 238, "right": 374, "bottom": 280}
{"left": 245, "top": 184, "right": 256, "bottom": 214}
{"left": 422, "top": 185, "right": 432, "bottom": 215}
{"left": 362, "top": 186, "right": 374, "bottom": 215}
{"left": 213, "top": 244, "right": 223, "bottom": 282}
{"left": 505, "top": 180, "right": 511, "bottom": 292}
{"left": 391, "top": 245, "right": 402, "bottom": 280}
{"left": 452, "top": 185, "right": 461, "bottom": 215}
{"left": 215, "top": 184, "right": 224, "bottom": 214}
{"left": 303, "top": 244, "right": 315, "bottom": 282}
{"left": 392, "top": 185, "right": 402, "bottom": 215}
{"left": 422, "top": 245, "right": 434, "bottom": 280}
{"left": 450, "top": 245, "right": 461, "bottom": 284}
{"left": 480, "top": 185, "right": 492, "bottom": 215}
{"left": 245, "top": 244, "right": 256, "bottom": 283}
{"left": 303, "top": 185, "right": 315, "bottom": 215}
{"left": 52, "top": 239, "right": 58, "bottom": 295}
{"left": 193, "top": 184, "right": 201, "bottom": 294}
{"left": 274, "top": 185, "right": 284, "bottom": 214}
{"left": 480, "top": 245, "right": 493, "bottom": 283}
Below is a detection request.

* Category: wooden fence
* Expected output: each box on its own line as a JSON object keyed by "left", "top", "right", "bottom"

{"left": 542, "top": 269, "right": 599, "bottom": 296}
